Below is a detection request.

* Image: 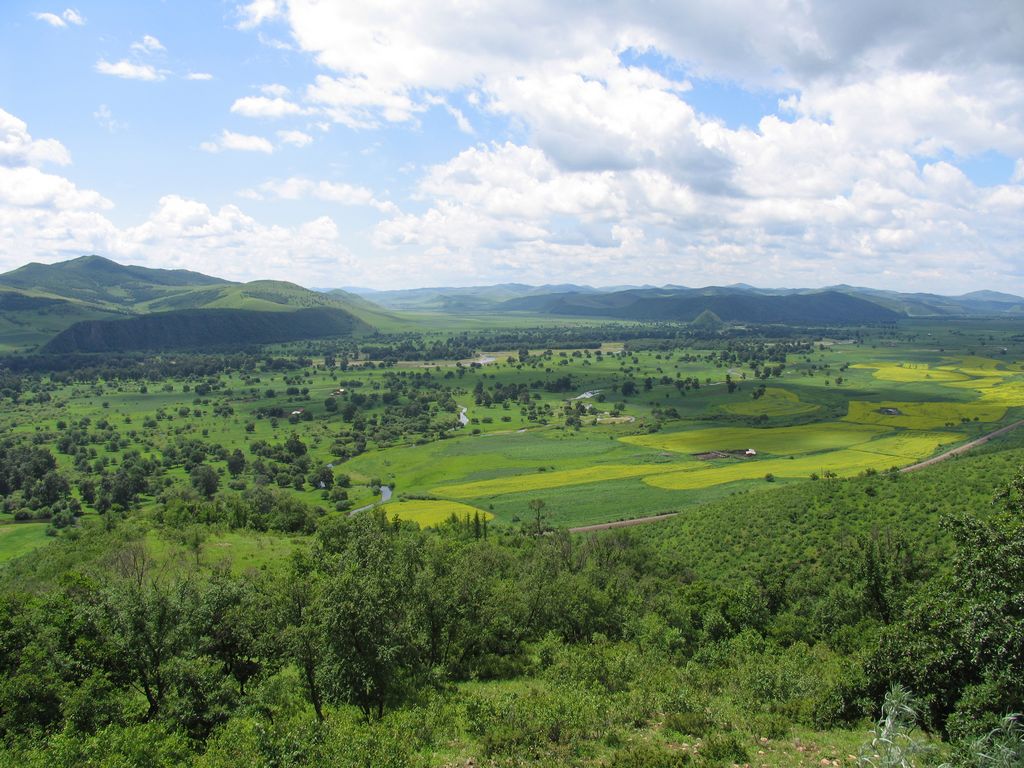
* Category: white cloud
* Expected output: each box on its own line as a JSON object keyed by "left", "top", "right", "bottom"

{"left": 93, "top": 104, "right": 125, "bottom": 133}
{"left": 33, "top": 12, "right": 66, "bottom": 27}
{"left": 131, "top": 35, "right": 166, "bottom": 54}
{"left": 1014, "top": 158, "right": 1024, "bottom": 184}
{"left": 305, "top": 75, "right": 423, "bottom": 128}
{"left": 0, "top": 109, "right": 71, "bottom": 167}
{"left": 0, "top": 165, "right": 111, "bottom": 209}
{"left": 95, "top": 59, "right": 164, "bottom": 81}
{"left": 230, "top": 96, "right": 306, "bottom": 119}
{"left": 276, "top": 130, "right": 313, "bottom": 147}
{"left": 258, "top": 177, "right": 396, "bottom": 212}
{"left": 260, "top": 83, "right": 290, "bottom": 97}
{"left": 201, "top": 130, "right": 274, "bottom": 154}
{"left": 185, "top": 72, "right": 214, "bottom": 81}
{"left": 33, "top": 9, "right": 83, "bottom": 27}
{"left": 237, "top": 0, "right": 282, "bottom": 30}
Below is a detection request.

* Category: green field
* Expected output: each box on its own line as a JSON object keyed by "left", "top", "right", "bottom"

{"left": 0, "top": 524, "right": 50, "bottom": 564}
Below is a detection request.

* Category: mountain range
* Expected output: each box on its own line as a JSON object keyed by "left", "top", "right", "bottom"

{"left": 344, "top": 281, "right": 1024, "bottom": 319}
{"left": 1, "top": 255, "right": 1022, "bottom": 353}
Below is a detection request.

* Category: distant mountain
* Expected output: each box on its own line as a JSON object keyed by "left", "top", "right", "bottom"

{"left": 341, "top": 280, "right": 1024, "bottom": 321}
{"left": 342, "top": 283, "right": 602, "bottom": 312}
{"left": 498, "top": 288, "right": 901, "bottom": 324}
{"left": 0, "top": 255, "right": 394, "bottom": 349}
{"left": 43, "top": 307, "right": 368, "bottom": 353}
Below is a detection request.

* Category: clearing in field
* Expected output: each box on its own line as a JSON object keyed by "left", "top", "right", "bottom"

{"left": 718, "top": 387, "right": 820, "bottom": 417}
{"left": 384, "top": 499, "right": 493, "bottom": 527}
{"left": 851, "top": 362, "right": 970, "bottom": 383}
{"left": 844, "top": 400, "right": 1007, "bottom": 429}
{"left": 620, "top": 422, "right": 890, "bottom": 457}
{"left": 431, "top": 462, "right": 684, "bottom": 499}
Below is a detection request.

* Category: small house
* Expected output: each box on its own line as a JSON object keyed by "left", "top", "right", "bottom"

{"left": 745, "top": 448, "right": 757, "bottom": 456}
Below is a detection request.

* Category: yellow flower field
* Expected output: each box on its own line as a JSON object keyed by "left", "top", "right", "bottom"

{"left": 843, "top": 400, "right": 1006, "bottom": 429}
{"left": 384, "top": 499, "right": 493, "bottom": 527}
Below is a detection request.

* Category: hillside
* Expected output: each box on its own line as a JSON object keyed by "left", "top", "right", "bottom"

{"left": 0, "top": 255, "right": 229, "bottom": 309}
{"left": 499, "top": 288, "right": 901, "bottom": 324}
{"left": 41, "top": 307, "right": 369, "bottom": 353}
{"left": 0, "top": 256, "right": 398, "bottom": 348}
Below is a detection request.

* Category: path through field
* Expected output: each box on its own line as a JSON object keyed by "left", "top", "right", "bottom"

{"left": 568, "top": 419, "right": 1024, "bottom": 534}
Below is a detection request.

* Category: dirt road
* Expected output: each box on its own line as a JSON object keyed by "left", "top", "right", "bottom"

{"left": 899, "top": 418, "right": 1024, "bottom": 473}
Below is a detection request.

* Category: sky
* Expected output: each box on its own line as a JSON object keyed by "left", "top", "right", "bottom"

{"left": 0, "top": 1, "right": 1022, "bottom": 294}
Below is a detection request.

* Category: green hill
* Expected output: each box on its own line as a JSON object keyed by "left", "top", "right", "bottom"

{"left": 0, "top": 255, "right": 229, "bottom": 309}
{"left": 42, "top": 307, "right": 369, "bottom": 353}
{"left": 0, "top": 256, "right": 402, "bottom": 348}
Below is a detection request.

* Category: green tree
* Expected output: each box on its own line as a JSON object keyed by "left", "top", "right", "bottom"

{"left": 190, "top": 464, "right": 219, "bottom": 498}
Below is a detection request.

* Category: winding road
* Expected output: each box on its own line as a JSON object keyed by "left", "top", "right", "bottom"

{"left": 567, "top": 419, "right": 1024, "bottom": 534}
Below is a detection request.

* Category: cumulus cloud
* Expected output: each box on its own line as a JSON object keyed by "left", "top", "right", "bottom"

{"left": 276, "top": 130, "right": 313, "bottom": 147}
{"left": 221, "top": 0, "right": 1024, "bottom": 289}
{"left": 186, "top": 72, "right": 214, "bottom": 81}
{"left": 131, "top": 35, "right": 166, "bottom": 54}
{"left": 257, "top": 177, "right": 396, "bottom": 212}
{"left": 95, "top": 59, "right": 164, "bottom": 81}
{"left": 230, "top": 96, "right": 307, "bottom": 118}
{"left": 237, "top": 0, "right": 282, "bottom": 30}
{"left": 0, "top": 109, "right": 71, "bottom": 167}
{"left": 200, "top": 130, "right": 274, "bottom": 154}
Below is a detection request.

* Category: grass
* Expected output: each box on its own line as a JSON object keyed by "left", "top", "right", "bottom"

{"left": 0, "top": 523, "right": 51, "bottom": 564}
{"left": 718, "top": 387, "right": 821, "bottom": 417}
{"left": 383, "top": 499, "right": 492, "bottom": 527}
{"left": 144, "top": 528, "right": 299, "bottom": 575}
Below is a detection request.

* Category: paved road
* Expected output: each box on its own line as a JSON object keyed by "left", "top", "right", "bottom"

{"left": 568, "top": 419, "right": 1024, "bottom": 534}
{"left": 348, "top": 485, "right": 393, "bottom": 516}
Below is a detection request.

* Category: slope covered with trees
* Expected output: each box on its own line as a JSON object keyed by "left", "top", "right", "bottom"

{"left": 42, "top": 307, "right": 370, "bottom": 353}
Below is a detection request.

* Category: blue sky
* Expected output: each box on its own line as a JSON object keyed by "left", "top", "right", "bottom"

{"left": 1, "top": 1, "right": 1022, "bottom": 292}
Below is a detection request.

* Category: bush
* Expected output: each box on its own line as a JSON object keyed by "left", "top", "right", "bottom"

{"left": 609, "top": 741, "right": 692, "bottom": 767}
{"left": 664, "top": 710, "right": 714, "bottom": 738}
{"left": 699, "top": 731, "right": 748, "bottom": 765}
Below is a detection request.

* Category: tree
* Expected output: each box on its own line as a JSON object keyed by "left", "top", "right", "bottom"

{"left": 226, "top": 449, "right": 246, "bottom": 477}
{"left": 528, "top": 498, "right": 547, "bottom": 535}
{"left": 190, "top": 464, "right": 219, "bottom": 498}
{"left": 317, "top": 514, "right": 424, "bottom": 719}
